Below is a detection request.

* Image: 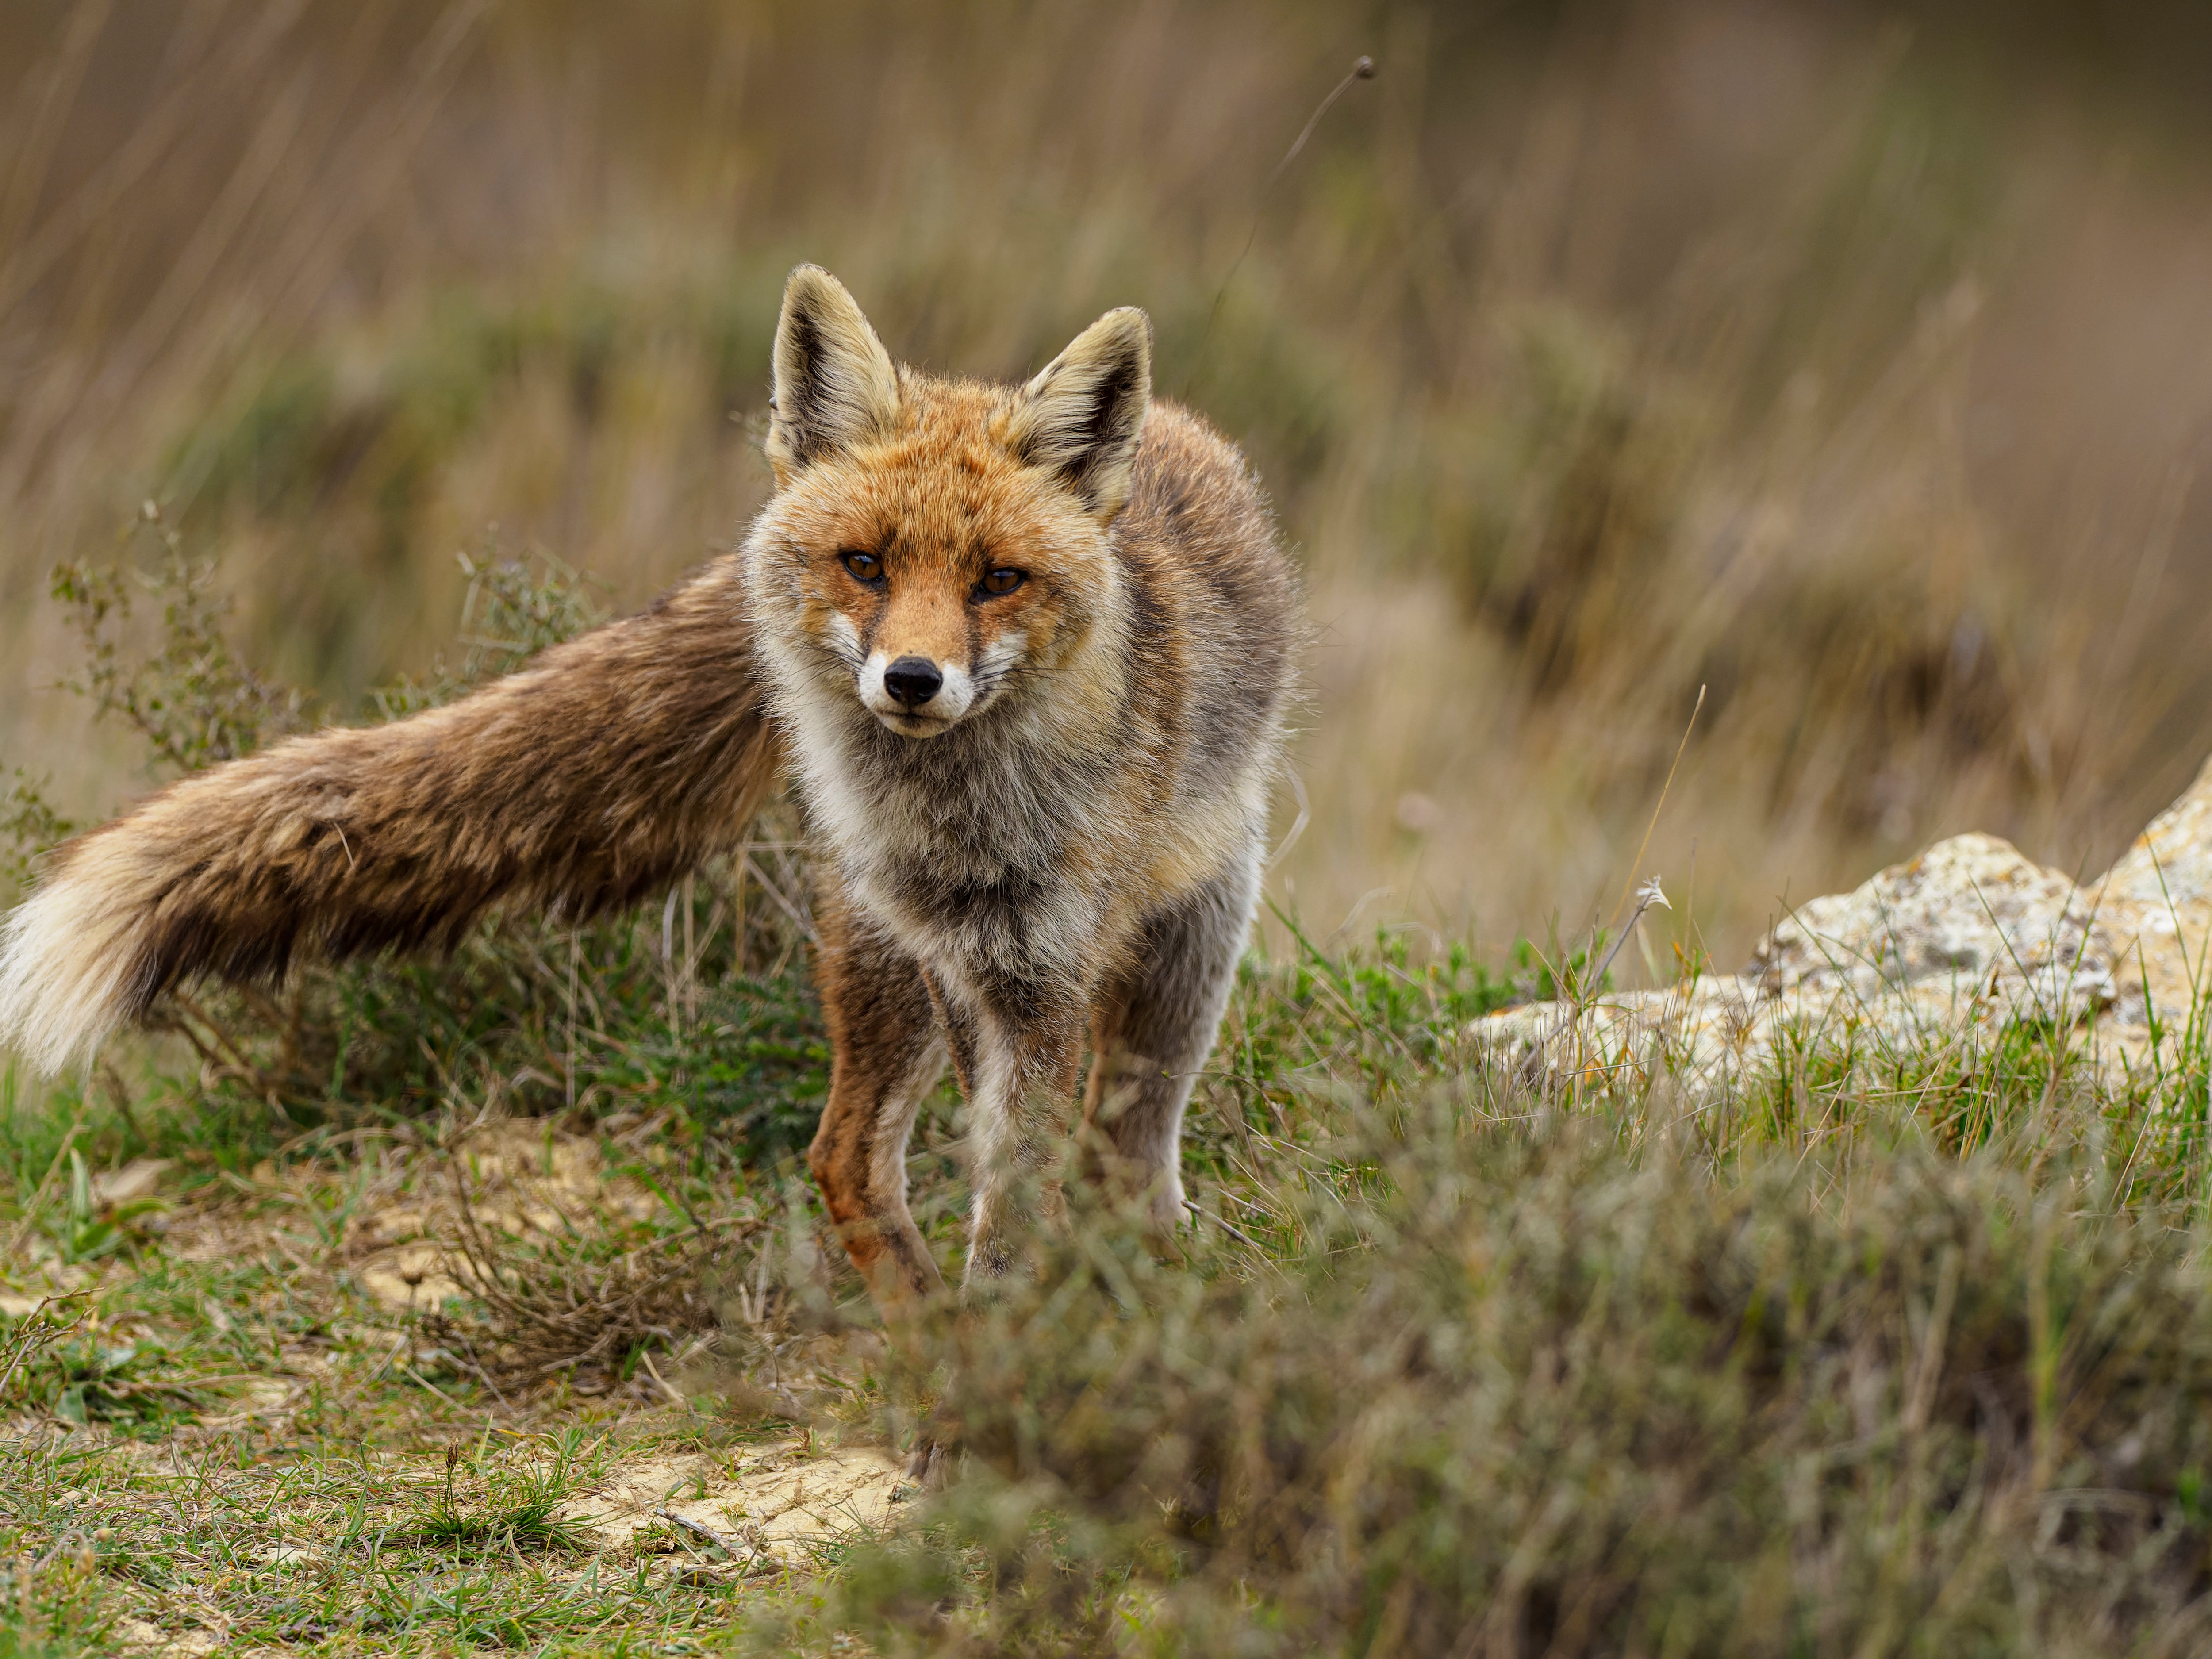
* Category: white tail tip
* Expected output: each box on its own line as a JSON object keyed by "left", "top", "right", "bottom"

{"left": 0, "top": 873, "right": 140, "bottom": 1076}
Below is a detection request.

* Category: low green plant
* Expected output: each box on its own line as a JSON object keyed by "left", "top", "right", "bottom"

{"left": 22, "top": 1331, "right": 206, "bottom": 1436}
{"left": 0, "top": 1553, "right": 109, "bottom": 1659}
{"left": 41, "top": 1150, "right": 162, "bottom": 1267}
{"left": 403, "top": 1437, "right": 599, "bottom": 1556}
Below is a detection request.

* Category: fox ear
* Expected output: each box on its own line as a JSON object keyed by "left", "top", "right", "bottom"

{"left": 767, "top": 265, "right": 900, "bottom": 483}
{"left": 1008, "top": 307, "right": 1152, "bottom": 522}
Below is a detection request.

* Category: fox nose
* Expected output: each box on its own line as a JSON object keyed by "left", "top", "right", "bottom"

{"left": 882, "top": 656, "right": 944, "bottom": 707}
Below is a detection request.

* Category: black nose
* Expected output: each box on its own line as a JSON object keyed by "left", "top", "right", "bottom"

{"left": 883, "top": 656, "right": 944, "bottom": 707}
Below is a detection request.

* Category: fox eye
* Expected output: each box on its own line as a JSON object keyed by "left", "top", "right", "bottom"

{"left": 977, "top": 568, "right": 1025, "bottom": 597}
{"left": 839, "top": 550, "right": 884, "bottom": 585}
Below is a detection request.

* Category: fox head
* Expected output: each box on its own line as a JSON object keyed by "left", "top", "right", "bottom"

{"left": 745, "top": 265, "right": 1151, "bottom": 741}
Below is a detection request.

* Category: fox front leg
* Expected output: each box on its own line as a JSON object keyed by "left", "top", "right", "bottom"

{"left": 892, "top": 975, "right": 1085, "bottom": 1488}
{"left": 807, "top": 892, "right": 950, "bottom": 1323}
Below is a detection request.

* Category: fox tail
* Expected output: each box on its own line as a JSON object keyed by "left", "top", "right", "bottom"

{"left": 0, "top": 556, "right": 782, "bottom": 1075}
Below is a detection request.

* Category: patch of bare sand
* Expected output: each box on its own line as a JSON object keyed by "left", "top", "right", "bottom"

{"left": 573, "top": 1433, "right": 910, "bottom": 1569}
{"left": 352, "top": 1243, "right": 469, "bottom": 1310}
{"left": 346, "top": 1120, "right": 668, "bottom": 1312}
{"left": 191, "top": 1375, "right": 301, "bottom": 1432}
{"left": 113, "top": 1615, "right": 223, "bottom": 1655}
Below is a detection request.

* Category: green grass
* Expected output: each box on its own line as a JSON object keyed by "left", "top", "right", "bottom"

{"left": 401, "top": 1436, "right": 602, "bottom": 1556}
{"left": 0, "top": 1418, "right": 776, "bottom": 1655}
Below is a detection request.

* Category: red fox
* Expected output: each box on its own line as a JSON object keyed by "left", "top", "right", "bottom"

{"left": 0, "top": 266, "right": 1296, "bottom": 1317}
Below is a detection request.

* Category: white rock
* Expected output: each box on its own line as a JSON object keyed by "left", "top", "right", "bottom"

{"left": 1750, "top": 832, "right": 2117, "bottom": 1018}
{"left": 2102, "top": 754, "right": 2212, "bottom": 908}
{"left": 1469, "top": 765, "right": 2212, "bottom": 1092}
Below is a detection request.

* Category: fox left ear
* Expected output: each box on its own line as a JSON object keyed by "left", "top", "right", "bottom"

{"left": 1008, "top": 307, "right": 1152, "bottom": 522}
{"left": 767, "top": 265, "right": 901, "bottom": 485}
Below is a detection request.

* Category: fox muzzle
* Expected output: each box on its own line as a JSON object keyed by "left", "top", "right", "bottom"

{"left": 860, "top": 651, "right": 974, "bottom": 735}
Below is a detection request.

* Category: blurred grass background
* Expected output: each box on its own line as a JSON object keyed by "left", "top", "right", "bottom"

{"left": 6, "top": 0, "right": 2212, "bottom": 968}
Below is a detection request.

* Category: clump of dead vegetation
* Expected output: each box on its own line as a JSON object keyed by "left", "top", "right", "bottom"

{"left": 418, "top": 1114, "right": 814, "bottom": 1404}
{"left": 435, "top": 1180, "right": 744, "bottom": 1399}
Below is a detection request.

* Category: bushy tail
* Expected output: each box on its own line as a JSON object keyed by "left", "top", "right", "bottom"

{"left": 0, "top": 556, "right": 783, "bottom": 1075}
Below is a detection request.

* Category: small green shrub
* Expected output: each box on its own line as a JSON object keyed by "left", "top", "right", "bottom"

{"left": 803, "top": 1110, "right": 2212, "bottom": 1658}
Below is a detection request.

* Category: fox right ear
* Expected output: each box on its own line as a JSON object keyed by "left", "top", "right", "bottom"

{"left": 1007, "top": 307, "right": 1152, "bottom": 522}
{"left": 767, "top": 265, "right": 900, "bottom": 484}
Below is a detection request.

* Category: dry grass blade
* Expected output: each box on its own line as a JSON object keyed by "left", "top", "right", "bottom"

{"left": 427, "top": 1149, "right": 772, "bottom": 1394}
{"left": 0, "top": 1292, "right": 89, "bottom": 1405}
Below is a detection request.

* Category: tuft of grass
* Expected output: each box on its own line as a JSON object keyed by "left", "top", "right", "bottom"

{"left": 402, "top": 1437, "right": 599, "bottom": 1556}
{"left": 0, "top": 1553, "right": 109, "bottom": 1659}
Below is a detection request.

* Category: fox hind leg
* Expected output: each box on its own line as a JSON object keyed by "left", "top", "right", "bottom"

{"left": 1083, "top": 847, "right": 1262, "bottom": 1232}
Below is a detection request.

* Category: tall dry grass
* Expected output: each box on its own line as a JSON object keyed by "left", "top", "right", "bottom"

{"left": 6, "top": 0, "right": 2212, "bottom": 966}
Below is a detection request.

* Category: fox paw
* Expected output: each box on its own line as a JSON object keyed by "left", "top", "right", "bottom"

{"left": 906, "top": 1436, "right": 954, "bottom": 1489}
